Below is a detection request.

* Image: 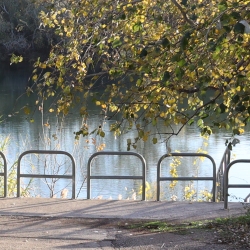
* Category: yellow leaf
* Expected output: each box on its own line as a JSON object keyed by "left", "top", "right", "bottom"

{"left": 32, "top": 75, "right": 38, "bottom": 81}
{"left": 39, "top": 63, "right": 47, "bottom": 69}
{"left": 23, "top": 106, "right": 30, "bottom": 115}
{"left": 43, "top": 72, "right": 51, "bottom": 79}
{"left": 80, "top": 107, "right": 87, "bottom": 115}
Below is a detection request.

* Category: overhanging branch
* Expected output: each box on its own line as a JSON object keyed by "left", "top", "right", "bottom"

{"left": 170, "top": 0, "right": 195, "bottom": 26}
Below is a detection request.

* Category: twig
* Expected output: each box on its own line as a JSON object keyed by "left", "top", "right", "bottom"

{"left": 170, "top": 0, "right": 195, "bottom": 26}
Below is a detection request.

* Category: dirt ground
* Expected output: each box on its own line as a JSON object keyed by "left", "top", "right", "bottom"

{"left": 0, "top": 215, "right": 245, "bottom": 250}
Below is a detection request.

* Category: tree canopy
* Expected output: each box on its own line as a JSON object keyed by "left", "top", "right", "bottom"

{"left": 29, "top": 0, "right": 250, "bottom": 148}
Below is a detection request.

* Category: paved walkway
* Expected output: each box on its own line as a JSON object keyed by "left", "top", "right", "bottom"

{"left": 0, "top": 198, "right": 247, "bottom": 249}
{"left": 0, "top": 198, "right": 246, "bottom": 222}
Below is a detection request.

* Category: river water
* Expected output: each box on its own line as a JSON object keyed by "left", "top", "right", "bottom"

{"left": 0, "top": 66, "right": 250, "bottom": 202}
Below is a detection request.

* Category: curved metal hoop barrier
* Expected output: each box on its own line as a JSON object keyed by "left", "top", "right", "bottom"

{"left": 0, "top": 151, "right": 7, "bottom": 197}
{"left": 17, "top": 150, "right": 76, "bottom": 198}
{"left": 87, "top": 151, "right": 146, "bottom": 200}
{"left": 157, "top": 153, "right": 217, "bottom": 201}
{"left": 216, "top": 146, "right": 231, "bottom": 201}
{"left": 224, "top": 159, "right": 250, "bottom": 209}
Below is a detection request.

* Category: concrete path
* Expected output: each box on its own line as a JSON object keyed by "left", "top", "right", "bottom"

{"left": 0, "top": 198, "right": 246, "bottom": 222}
{"left": 0, "top": 198, "right": 247, "bottom": 249}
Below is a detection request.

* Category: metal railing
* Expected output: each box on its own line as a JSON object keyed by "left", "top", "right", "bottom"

{"left": 224, "top": 159, "right": 250, "bottom": 209}
{"left": 17, "top": 150, "right": 76, "bottom": 198}
{"left": 215, "top": 146, "right": 231, "bottom": 201}
{"left": 216, "top": 139, "right": 240, "bottom": 201}
{"left": 244, "top": 193, "right": 250, "bottom": 203}
{"left": 87, "top": 151, "right": 146, "bottom": 200}
{"left": 0, "top": 151, "right": 7, "bottom": 197}
{"left": 157, "top": 153, "right": 217, "bottom": 201}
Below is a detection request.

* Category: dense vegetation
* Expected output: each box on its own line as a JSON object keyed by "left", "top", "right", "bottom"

{"left": 2, "top": 0, "right": 250, "bottom": 147}
{"left": 0, "top": 0, "right": 52, "bottom": 62}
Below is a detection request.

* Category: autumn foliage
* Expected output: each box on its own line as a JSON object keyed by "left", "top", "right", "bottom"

{"left": 28, "top": 0, "right": 250, "bottom": 145}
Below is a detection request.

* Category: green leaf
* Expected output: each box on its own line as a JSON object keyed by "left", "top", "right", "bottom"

{"left": 138, "top": 130, "right": 144, "bottom": 138}
{"left": 218, "top": 1, "right": 227, "bottom": 11}
{"left": 152, "top": 118, "right": 157, "bottom": 126}
{"left": 231, "top": 11, "right": 241, "bottom": 20}
{"left": 220, "top": 103, "right": 227, "bottom": 113}
{"left": 242, "top": 96, "right": 249, "bottom": 101}
{"left": 233, "top": 129, "right": 240, "bottom": 135}
{"left": 120, "top": 13, "right": 126, "bottom": 20}
{"left": 181, "top": 0, "right": 188, "bottom": 6}
{"left": 188, "top": 119, "right": 194, "bottom": 125}
{"left": 63, "top": 86, "right": 71, "bottom": 94}
{"left": 200, "top": 113, "right": 209, "bottom": 119}
{"left": 133, "top": 22, "right": 142, "bottom": 32}
{"left": 140, "top": 48, "right": 148, "bottom": 57}
{"left": 177, "top": 59, "right": 186, "bottom": 67}
{"left": 112, "top": 39, "right": 122, "bottom": 48}
{"left": 43, "top": 72, "right": 51, "bottom": 79}
{"left": 23, "top": 106, "right": 31, "bottom": 115}
{"left": 181, "top": 37, "right": 189, "bottom": 51}
{"left": 197, "top": 119, "right": 204, "bottom": 127}
{"left": 235, "top": 104, "right": 246, "bottom": 112}
{"left": 180, "top": 32, "right": 191, "bottom": 51}
{"left": 10, "top": 54, "right": 23, "bottom": 65}
{"left": 232, "top": 95, "right": 240, "bottom": 103}
{"left": 175, "top": 67, "right": 184, "bottom": 79}
{"left": 99, "top": 130, "right": 105, "bottom": 137}
{"left": 161, "top": 38, "right": 170, "bottom": 49}
{"left": 162, "top": 71, "right": 171, "bottom": 82}
{"left": 234, "top": 23, "right": 245, "bottom": 34}
{"left": 171, "top": 52, "right": 181, "bottom": 62}
{"left": 152, "top": 138, "right": 158, "bottom": 144}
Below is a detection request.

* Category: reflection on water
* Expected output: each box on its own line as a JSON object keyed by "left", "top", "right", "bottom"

{"left": 0, "top": 67, "right": 250, "bottom": 201}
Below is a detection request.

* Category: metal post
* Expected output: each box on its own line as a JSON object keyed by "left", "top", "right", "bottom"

{"left": 0, "top": 151, "right": 7, "bottom": 197}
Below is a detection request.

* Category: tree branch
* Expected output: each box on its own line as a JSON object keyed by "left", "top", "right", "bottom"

{"left": 170, "top": 0, "right": 195, "bottom": 26}
{"left": 84, "top": 71, "right": 107, "bottom": 78}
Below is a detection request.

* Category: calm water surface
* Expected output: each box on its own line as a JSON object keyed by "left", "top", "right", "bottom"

{"left": 0, "top": 67, "right": 250, "bottom": 201}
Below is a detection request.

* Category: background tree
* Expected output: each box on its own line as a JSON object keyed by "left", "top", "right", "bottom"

{"left": 29, "top": 0, "right": 250, "bottom": 148}
{"left": 0, "top": 0, "right": 52, "bottom": 62}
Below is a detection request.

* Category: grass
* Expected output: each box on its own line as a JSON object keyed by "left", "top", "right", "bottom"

{"left": 123, "top": 220, "right": 206, "bottom": 234}
{"left": 122, "top": 207, "right": 250, "bottom": 248}
{"left": 204, "top": 211, "right": 250, "bottom": 248}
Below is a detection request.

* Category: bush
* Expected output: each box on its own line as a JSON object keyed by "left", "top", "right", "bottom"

{"left": 0, "top": 0, "right": 51, "bottom": 62}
